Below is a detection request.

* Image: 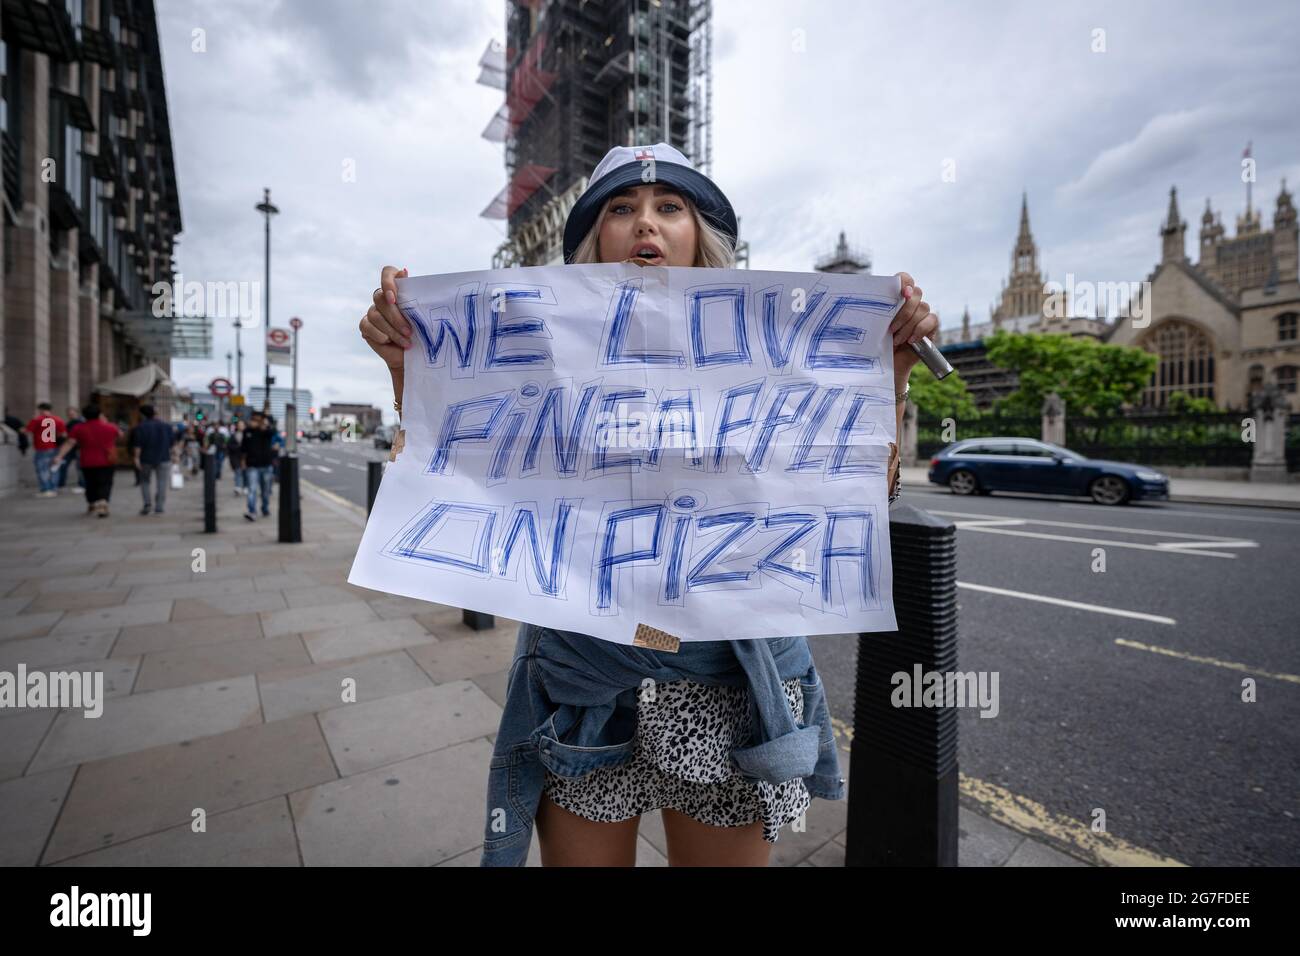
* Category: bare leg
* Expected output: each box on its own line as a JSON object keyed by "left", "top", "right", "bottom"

{"left": 535, "top": 791, "right": 641, "bottom": 866}
{"left": 660, "top": 807, "right": 773, "bottom": 866}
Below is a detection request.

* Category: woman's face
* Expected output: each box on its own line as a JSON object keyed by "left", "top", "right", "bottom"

{"left": 597, "top": 184, "right": 697, "bottom": 266}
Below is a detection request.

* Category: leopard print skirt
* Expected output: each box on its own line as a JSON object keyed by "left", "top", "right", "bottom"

{"left": 542, "top": 676, "right": 812, "bottom": 843}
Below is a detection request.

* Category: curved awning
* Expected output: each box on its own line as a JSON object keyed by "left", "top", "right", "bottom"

{"left": 93, "top": 362, "right": 173, "bottom": 398}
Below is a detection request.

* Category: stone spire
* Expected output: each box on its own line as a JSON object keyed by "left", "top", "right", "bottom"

{"left": 1160, "top": 186, "right": 1187, "bottom": 264}
{"left": 1199, "top": 196, "right": 1224, "bottom": 261}
{"left": 1274, "top": 178, "right": 1298, "bottom": 283}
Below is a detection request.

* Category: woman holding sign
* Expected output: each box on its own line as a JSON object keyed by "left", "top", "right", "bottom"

{"left": 360, "top": 143, "right": 938, "bottom": 867}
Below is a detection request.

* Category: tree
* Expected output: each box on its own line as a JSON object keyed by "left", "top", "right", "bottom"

{"left": 909, "top": 367, "right": 979, "bottom": 421}
{"left": 983, "top": 330, "right": 1157, "bottom": 417}
{"left": 1164, "top": 390, "right": 1218, "bottom": 414}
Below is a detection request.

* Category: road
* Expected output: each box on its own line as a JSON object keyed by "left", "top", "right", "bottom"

{"left": 811, "top": 485, "right": 1300, "bottom": 867}
{"left": 294, "top": 436, "right": 390, "bottom": 506}
{"left": 295, "top": 441, "right": 1300, "bottom": 865}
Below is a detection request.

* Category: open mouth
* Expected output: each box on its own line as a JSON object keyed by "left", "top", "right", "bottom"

{"left": 630, "top": 244, "right": 663, "bottom": 262}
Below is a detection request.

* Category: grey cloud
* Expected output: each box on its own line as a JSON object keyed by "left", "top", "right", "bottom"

{"left": 267, "top": 0, "right": 484, "bottom": 100}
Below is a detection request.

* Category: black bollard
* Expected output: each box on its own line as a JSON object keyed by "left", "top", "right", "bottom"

{"left": 462, "top": 609, "right": 495, "bottom": 631}
{"left": 845, "top": 503, "right": 959, "bottom": 866}
{"left": 278, "top": 456, "right": 301, "bottom": 543}
{"left": 203, "top": 451, "right": 217, "bottom": 533}
{"left": 366, "top": 460, "right": 383, "bottom": 516}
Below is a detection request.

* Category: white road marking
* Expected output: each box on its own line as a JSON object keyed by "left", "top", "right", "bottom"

{"left": 957, "top": 581, "right": 1177, "bottom": 625}
{"left": 347, "top": 463, "right": 366, "bottom": 471}
{"left": 1155, "top": 540, "right": 1258, "bottom": 551}
{"left": 930, "top": 508, "right": 1254, "bottom": 541}
{"left": 313, "top": 465, "right": 333, "bottom": 473}
{"left": 324, "top": 457, "right": 341, "bottom": 465}
{"left": 913, "top": 489, "right": 1300, "bottom": 526}
{"left": 952, "top": 525, "right": 1239, "bottom": 558}
{"left": 929, "top": 509, "right": 1256, "bottom": 558}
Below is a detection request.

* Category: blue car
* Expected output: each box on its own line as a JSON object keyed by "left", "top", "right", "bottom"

{"left": 927, "top": 437, "right": 1170, "bottom": 505}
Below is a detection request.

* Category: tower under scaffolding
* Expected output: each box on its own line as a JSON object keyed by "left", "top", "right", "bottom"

{"left": 478, "top": 0, "right": 732, "bottom": 268}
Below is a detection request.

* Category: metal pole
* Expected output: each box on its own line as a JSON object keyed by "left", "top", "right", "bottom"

{"left": 288, "top": 324, "right": 298, "bottom": 456}
{"left": 844, "top": 504, "right": 959, "bottom": 866}
{"left": 255, "top": 188, "right": 279, "bottom": 414}
{"left": 262, "top": 198, "right": 270, "bottom": 403}
{"left": 234, "top": 319, "right": 243, "bottom": 397}
{"left": 203, "top": 449, "right": 217, "bottom": 533}
{"left": 279, "top": 319, "right": 301, "bottom": 544}
{"left": 366, "top": 460, "right": 383, "bottom": 515}
{"left": 278, "top": 454, "right": 301, "bottom": 543}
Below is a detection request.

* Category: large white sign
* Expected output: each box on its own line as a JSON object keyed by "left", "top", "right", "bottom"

{"left": 348, "top": 263, "right": 902, "bottom": 645}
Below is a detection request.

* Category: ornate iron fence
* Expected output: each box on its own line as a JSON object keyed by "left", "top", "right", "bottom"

{"left": 917, "top": 410, "right": 1256, "bottom": 467}
{"left": 1065, "top": 413, "right": 1251, "bottom": 467}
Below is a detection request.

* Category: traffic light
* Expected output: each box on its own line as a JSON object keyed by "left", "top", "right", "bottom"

{"left": 195, "top": 409, "right": 205, "bottom": 421}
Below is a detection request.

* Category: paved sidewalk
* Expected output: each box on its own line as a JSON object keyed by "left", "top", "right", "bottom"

{"left": 0, "top": 469, "right": 1088, "bottom": 867}
{"left": 903, "top": 466, "right": 1300, "bottom": 509}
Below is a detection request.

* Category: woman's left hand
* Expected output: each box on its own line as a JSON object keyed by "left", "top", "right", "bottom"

{"left": 890, "top": 271, "right": 939, "bottom": 386}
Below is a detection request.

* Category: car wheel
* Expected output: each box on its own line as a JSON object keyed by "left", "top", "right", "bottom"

{"left": 1089, "top": 475, "right": 1130, "bottom": 505}
{"left": 948, "top": 469, "right": 978, "bottom": 495}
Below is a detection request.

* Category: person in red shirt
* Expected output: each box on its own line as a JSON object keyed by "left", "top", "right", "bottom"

{"left": 24, "top": 402, "right": 66, "bottom": 497}
{"left": 52, "top": 404, "right": 123, "bottom": 517}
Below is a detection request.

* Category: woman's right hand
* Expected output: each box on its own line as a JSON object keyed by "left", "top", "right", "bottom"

{"left": 359, "top": 266, "right": 415, "bottom": 370}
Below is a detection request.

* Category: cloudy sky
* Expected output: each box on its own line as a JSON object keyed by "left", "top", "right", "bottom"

{"left": 158, "top": 0, "right": 1300, "bottom": 419}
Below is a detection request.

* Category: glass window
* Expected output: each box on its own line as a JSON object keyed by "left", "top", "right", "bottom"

{"left": 1, "top": 40, "right": 7, "bottom": 134}
{"left": 1140, "top": 320, "right": 1216, "bottom": 406}
{"left": 1277, "top": 366, "right": 1297, "bottom": 394}
{"left": 66, "top": 124, "right": 83, "bottom": 211}
{"left": 1013, "top": 441, "right": 1055, "bottom": 457}
{"left": 65, "top": 0, "right": 84, "bottom": 41}
{"left": 1278, "top": 313, "right": 1298, "bottom": 342}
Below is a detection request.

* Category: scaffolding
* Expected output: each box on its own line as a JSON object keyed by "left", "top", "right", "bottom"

{"left": 479, "top": 0, "right": 716, "bottom": 266}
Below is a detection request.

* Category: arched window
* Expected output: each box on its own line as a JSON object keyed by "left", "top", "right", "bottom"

{"left": 1139, "top": 320, "right": 1216, "bottom": 407}
{"left": 1278, "top": 312, "right": 1298, "bottom": 342}
{"left": 1276, "top": 366, "right": 1298, "bottom": 394}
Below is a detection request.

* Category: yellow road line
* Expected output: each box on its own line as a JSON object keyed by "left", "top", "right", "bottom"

{"left": 832, "top": 716, "right": 1184, "bottom": 866}
{"left": 959, "top": 775, "right": 1185, "bottom": 867}
{"left": 1115, "top": 638, "right": 1300, "bottom": 684}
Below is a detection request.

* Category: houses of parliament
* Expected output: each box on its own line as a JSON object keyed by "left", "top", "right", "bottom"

{"left": 911, "top": 177, "right": 1299, "bottom": 411}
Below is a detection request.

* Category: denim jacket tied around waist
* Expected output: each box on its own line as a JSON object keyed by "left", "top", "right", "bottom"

{"left": 479, "top": 622, "right": 846, "bottom": 866}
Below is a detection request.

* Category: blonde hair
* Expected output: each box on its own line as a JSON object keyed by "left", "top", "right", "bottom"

{"left": 569, "top": 192, "right": 736, "bottom": 268}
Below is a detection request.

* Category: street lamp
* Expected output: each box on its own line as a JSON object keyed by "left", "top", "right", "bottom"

{"left": 255, "top": 187, "right": 279, "bottom": 415}
{"left": 232, "top": 316, "right": 246, "bottom": 398}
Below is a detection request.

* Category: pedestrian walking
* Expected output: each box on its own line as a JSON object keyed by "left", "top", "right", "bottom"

{"left": 360, "top": 142, "right": 934, "bottom": 867}
{"left": 210, "top": 422, "right": 229, "bottom": 480}
{"left": 241, "top": 410, "right": 277, "bottom": 520}
{"left": 227, "top": 419, "right": 247, "bottom": 495}
{"left": 56, "top": 405, "right": 85, "bottom": 490}
{"left": 127, "top": 404, "right": 175, "bottom": 515}
{"left": 183, "top": 425, "right": 200, "bottom": 475}
{"left": 24, "top": 402, "right": 66, "bottom": 497}
{"left": 52, "top": 404, "right": 124, "bottom": 518}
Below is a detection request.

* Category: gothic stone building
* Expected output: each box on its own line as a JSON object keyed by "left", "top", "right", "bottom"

{"left": 940, "top": 181, "right": 1299, "bottom": 412}
{"left": 1108, "top": 182, "right": 1299, "bottom": 410}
